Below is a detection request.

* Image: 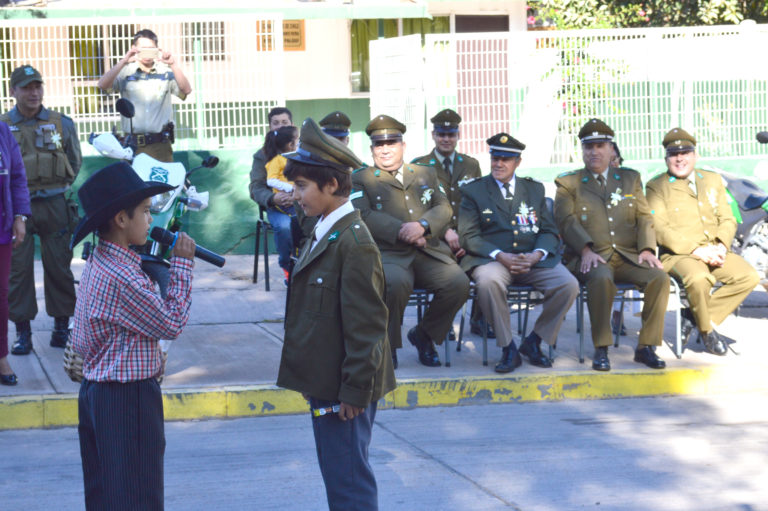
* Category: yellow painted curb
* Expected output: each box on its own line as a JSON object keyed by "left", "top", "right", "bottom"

{"left": 1, "top": 366, "right": 767, "bottom": 431}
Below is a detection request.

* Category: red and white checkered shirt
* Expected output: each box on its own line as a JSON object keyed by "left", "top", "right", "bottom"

{"left": 72, "top": 239, "right": 193, "bottom": 382}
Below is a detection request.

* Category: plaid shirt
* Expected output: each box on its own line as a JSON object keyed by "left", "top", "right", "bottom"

{"left": 72, "top": 239, "right": 193, "bottom": 382}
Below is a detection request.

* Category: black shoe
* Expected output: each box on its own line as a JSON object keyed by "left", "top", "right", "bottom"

{"left": 447, "top": 328, "right": 456, "bottom": 342}
{"left": 50, "top": 317, "right": 70, "bottom": 348}
{"left": 701, "top": 330, "right": 727, "bottom": 356}
{"left": 519, "top": 335, "right": 552, "bottom": 368}
{"left": 391, "top": 350, "right": 398, "bottom": 370}
{"left": 11, "top": 328, "right": 32, "bottom": 355}
{"left": 634, "top": 345, "right": 666, "bottom": 369}
{"left": 680, "top": 317, "right": 698, "bottom": 346}
{"left": 592, "top": 346, "right": 610, "bottom": 371}
{"left": 407, "top": 327, "right": 441, "bottom": 367}
{"left": 611, "top": 317, "right": 627, "bottom": 336}
{"left": 494, "top": 343, "right": 522, "bottom": 373}
{"left": 470, "top": 319, "right": 496, "bottom": 339}
{"left": 1, "top": 373, "right": 18, "bottom": 386}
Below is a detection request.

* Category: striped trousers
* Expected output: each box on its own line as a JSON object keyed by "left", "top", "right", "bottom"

{"left": 78, "top": 378, "right": 165, "bottom": 511}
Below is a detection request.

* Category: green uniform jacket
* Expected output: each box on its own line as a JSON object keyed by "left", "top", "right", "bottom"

{"left": 645, "top": 169, "right": 736, "bottom": 271}
{"left": 554, "top": 167, "right": 656, "bottom": 269}
{"left": 248, "top": 148, "right": 273, "bottom": 208}
{"left": 351, "top": 163, "right": 455, "bottom": 266}
{"left": 458, "top": 175, "right": 561, "bottom": 273}
{"left": 277, "top": 210, "right": 396, "bottom": 408}
{"left": 411, "top": 151, "right": 482, "bottom": 230}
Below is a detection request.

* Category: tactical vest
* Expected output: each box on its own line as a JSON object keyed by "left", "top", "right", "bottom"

{"left": 0, "top": 110, "right": 75, "bottom": 192}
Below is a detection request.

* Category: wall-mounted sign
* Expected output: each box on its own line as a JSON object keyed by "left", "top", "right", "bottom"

{"left": 283, "top": 20, "right": 305, "bottom": 51}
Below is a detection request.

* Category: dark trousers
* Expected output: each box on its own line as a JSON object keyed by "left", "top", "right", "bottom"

{"left": 78, "top": 379, "right": 165, "bottom": 511}
{"left": 9, "top": 194, "right": 76, "bottom": 322}
{"left": 309, "top": 397, "right": 378, "bottom": 511}
{"left": 0, "top": 243, "right": 10, "bottom": 359}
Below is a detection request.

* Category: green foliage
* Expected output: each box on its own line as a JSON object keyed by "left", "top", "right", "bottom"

{"left": 527, "top": 0, "right": 768, "bottom": 30}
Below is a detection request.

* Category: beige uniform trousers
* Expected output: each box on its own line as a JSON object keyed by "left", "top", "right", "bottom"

{"left": 472, "top": 261, "right": 579, "bottom": 348}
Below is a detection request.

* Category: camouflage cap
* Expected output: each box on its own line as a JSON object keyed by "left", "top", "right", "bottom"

{"left": 487, "top": 132, "right": 526, "bottom": 157}
{"left": 430, "top": 108, "right": 461, "bottom": 133}
{"left": 319, "top": 111, "right": 351, "bottom": 138}
{"left": 578, "top": 118, "right": 615, "bottom": 143}
{"left": 366, "top": 114, "right": 406, "bottom": 141}
{"left": 662, "top": 127, "right": 696, "bottom": 155}
{"left": 10, "top": 65, "right": 43, "bottom": 88}
{"left": 284, "top": 118, "right": 363, "bottom": 173}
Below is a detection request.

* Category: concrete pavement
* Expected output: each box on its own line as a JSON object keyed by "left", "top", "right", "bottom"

{"left": 2, "top": 391, "right": 767, "bottom": 510}
{"left": 2, "top": 254, "right": 768, "bottom": 430}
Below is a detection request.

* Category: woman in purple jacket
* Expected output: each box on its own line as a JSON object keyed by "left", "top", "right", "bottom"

{"left": 0, "top": 121, "right": 32, "bottom": 385}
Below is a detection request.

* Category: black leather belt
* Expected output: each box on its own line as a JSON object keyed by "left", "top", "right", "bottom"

{"left": 136, "top": 132, "right": 169, "bottom": 146}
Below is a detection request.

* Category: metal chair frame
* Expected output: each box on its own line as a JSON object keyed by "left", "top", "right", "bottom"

{"left": 253, "top": 206, "right": 273, "bottom": 291}
{"left": 407, "top": 289, "right": 454, "bottom": 367}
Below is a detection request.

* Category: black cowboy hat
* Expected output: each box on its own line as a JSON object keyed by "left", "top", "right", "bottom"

{"left": 70, "top": 161, "right": 175, "bottom": 248}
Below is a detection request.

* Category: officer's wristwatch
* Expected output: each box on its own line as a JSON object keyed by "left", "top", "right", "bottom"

{"left": 14, "top": 214, "right": 27, "bottom": 222}
{"left": 418, "top": 219, "right": 430, "bottom": 234}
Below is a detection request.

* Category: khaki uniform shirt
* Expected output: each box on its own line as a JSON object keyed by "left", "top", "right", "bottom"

{"left": 351, "top": 163, "right": 454, "bottom": 266}
{"left": 411, "top": 150, "right": 481, "bottom": 230}
{"left": 554, "top": 167, "right": 656, "bottom": 269}
{"left": 112, "top": 62, "right": 185, "bottom": 133}
{"left": 645, "top": 169, "right": 736, "bottom": 270}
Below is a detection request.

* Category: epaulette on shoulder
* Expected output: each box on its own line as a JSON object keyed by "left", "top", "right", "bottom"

{"left": 648, "top": 171, "right": 667, "bottom": 182}
{"left": 616, "top": 166, "right": 640, "bottom": 175}
{"left": 459, "top": 176, "right": 481, "bottom": 187}
{"left": 410, "top": 156, "right": 432, "bottom": 165}
{"left": 352, "top": 165, "right": 368, "bottom": 174}
{"left": 520, "top": 176, "right": 542, "bottom": 184}
{"left": 557, "top": 170, "right": 579, "bottom": 178}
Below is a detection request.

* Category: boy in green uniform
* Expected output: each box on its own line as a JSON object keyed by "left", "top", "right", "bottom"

{"left": 277, "top": 118, "right": 395, "bottom": 510}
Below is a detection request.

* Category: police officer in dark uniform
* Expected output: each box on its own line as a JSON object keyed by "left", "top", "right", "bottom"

{"left": 458, "top": 133, "right": 578, "bottom": 372}
{"left": 351, "top": 115, "right": 469, "bottom": 368}
{"left": 554, "top": 119, "right": 669, "bottom": 371}
{"left": 319, "top": 111, "right": 352, "bottom": 146}
{"left": 1, "top": 65, "right": 81, "bottom": 354}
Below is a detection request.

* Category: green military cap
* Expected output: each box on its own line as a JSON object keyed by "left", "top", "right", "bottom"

{"left": 319, "top": 111, "right": 351, "bottom": 138}
{"left": 10, "top": 65, "right": 43, "bottom": 88}
{"left": 430, "top": 108, "right": 461, "bottom": 133}
{"left": 366, "top": 114, "right": 406, "bottom": 141}
{"left": 487, "top": 132, "right": 526, "bottom": 157}
{"left": 662, "top": 127, "right": 696, "bottom": 155}
{"left": 578, "top": 118, "right": 615, "bottom": 143}
{"left": 284, "top": 117, "right": 363, "bottom": 173}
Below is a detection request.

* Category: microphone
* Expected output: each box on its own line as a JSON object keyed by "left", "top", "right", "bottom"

{"left": 757, "top": 132, "right": 768, "bottom": 144}
{"left": 150, "top": 227, "right": 226, "bottom": 268}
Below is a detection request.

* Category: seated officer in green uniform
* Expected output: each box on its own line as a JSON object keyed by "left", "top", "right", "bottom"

{"left": 646, "top": 128, "right": 759, "bottom": 355}
{"left": 1, "top": 65, "right": 81, "bottom": 355}
{"left": 319, "top": 110, "right": 352, "bottom": 146}
{"left": 458, "top": 133, "right": 579, "bottom": 372}
{"left": 351, "top": 115, "right": 470, "bottom": 368}
{"left": 554, "top": 118, "right": 669, "bottom": 371}
{"left": 411, "top": 109, "right": 487, "bottom": 339}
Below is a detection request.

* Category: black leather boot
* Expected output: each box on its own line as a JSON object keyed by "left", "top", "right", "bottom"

{"left": 11, "top": 321, "right": 32, "bottom": 355}
{"left": 50, "top": 317, "right": 70, "bottom": 348}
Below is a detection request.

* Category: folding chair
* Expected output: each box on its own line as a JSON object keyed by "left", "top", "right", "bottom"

{"left": 253, "top": 205, "right": 273, "bottom": 290}
{"left": 457, "top": 283, "right": 541, "bottom": 366}
{"left": 407, "top": 289, "right": 453, "bottom": 367}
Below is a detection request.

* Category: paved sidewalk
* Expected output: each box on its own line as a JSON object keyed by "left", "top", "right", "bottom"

{"left": 2, "top": 255, "right": 768, "bottom": 430}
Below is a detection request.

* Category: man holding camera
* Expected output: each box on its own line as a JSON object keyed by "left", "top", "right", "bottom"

{"left": 98, "top": 29, "right": 191, "bottom": 163}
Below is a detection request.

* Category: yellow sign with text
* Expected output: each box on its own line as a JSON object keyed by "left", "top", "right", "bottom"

{"left": 283, "top": 20, "right": 305, "bottom": 51}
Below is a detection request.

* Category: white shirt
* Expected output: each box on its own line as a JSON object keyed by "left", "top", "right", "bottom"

{"left": 310, "top": 200, "right": 354, "bottom": 252}
{"left": 591, "top": 168, "right": 610, "bottom": 184}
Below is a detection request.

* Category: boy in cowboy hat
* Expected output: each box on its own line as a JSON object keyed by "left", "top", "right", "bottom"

{"left": 70, "top": 161, "right": 195, "bottom": 510}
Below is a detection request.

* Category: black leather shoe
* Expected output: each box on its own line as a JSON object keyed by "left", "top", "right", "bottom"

{"left": 407, "top": 327, "right": 441, "bottom": 367}
{"left": 447, "top": 328, "right": 456, "bottom": 342}
{"left": 494, "top": 343, "right": 522, "bottom": 373}
{"left": 391, "top": 350, "right": 398, "bottom": 370}
{"left": 701, "top": 330, "right": 727, "bottom": 356}
{"left": 1, "top": 373, "right": 18, "bottom": 386}
{"left": 611, "top": 317, "right": 627, "bottom": 336}
{"left": 11, "top": 330, "right": 32, "bottom": 355}
{"left": 519, "top": 336, "right": 552, "bottom": 368}
{"left": 470, "top": 319, "right": 495, "bottom": 339}
{"left": 592, "top": 346, "right": 610, "bottom": 371}
{"left": 633, "top": 345, "right": 666, "bottom": 369}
